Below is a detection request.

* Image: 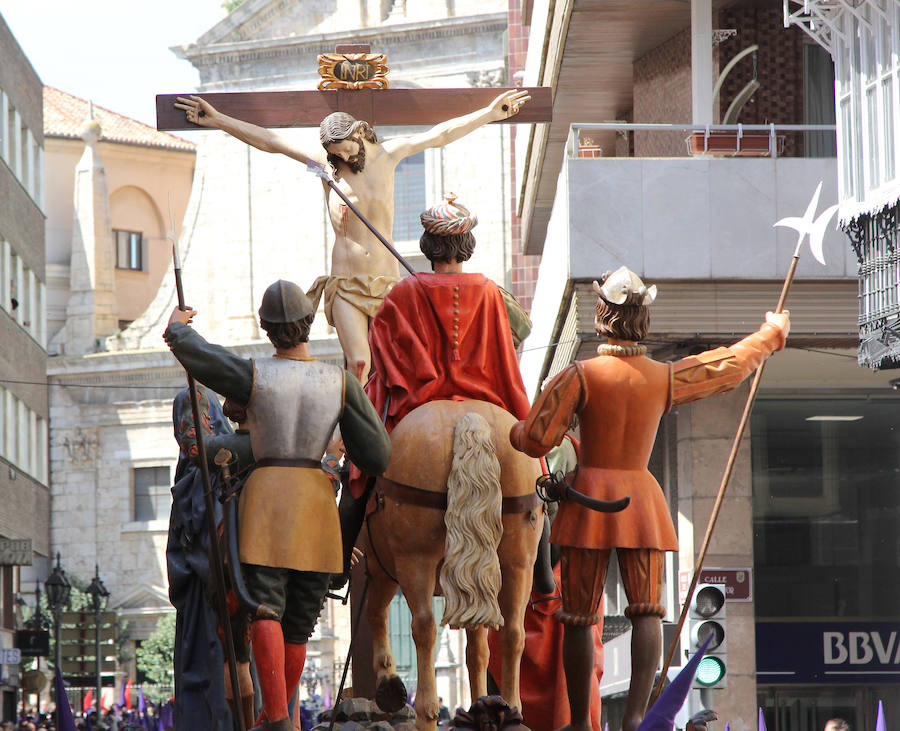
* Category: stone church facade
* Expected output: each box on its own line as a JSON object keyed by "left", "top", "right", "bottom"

{"left": 49, "top": 0, "right": 516, "bottom": 703}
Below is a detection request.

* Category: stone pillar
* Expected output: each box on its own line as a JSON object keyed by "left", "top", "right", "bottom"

{"left": 691, "top": 0, "right": 713, "bottom": 125}
{"left": 676, "top": 383, "right": 757, "bottom": 731}
{"left": 63, "top": 117, "right": 118, "bottom": 354}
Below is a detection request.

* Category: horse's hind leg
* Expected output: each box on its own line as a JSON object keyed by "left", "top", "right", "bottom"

{"left": 365, "top": 548, "right": 406, "bottom": 713}
{"left": 465, "top": 626, "right": 489, "bottom": 703}
{"left": 396, "top": 559, "right": 440, "bottom": 731}
{"left": 496, "top": 511, "right": 541, "bottom": 713}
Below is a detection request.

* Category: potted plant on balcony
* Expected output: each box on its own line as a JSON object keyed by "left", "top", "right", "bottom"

{"left": 577, "top": 134, "right": 602, "bottom": 158}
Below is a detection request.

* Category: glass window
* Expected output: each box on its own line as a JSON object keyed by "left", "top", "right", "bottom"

{"left": 392, "top": 152, "right": 426, "bottom": 245}
{"left": 114, "top": 230, "right": 143, "bottom": 271}
{"left": 883, "top": 78, "right": 895, "bottom": 181}
{"left": 866, "top": 86, "right": 880, "bottom": 187}
{"left": 133, "top": 466, "right": 171, "bottom": 521}
{"left": 752, "top": 398, "right": 900, "bottom": 620}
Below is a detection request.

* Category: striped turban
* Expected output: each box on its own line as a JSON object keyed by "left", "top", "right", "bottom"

{"left": 420, "top": 194, "right": 478, "bottom": 236}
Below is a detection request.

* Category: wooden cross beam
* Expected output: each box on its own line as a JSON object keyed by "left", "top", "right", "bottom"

{"left": 156, "top": 86, "right": 552, "bottom": 131}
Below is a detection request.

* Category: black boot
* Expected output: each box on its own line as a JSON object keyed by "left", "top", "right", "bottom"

{"left": 533, "top": 513, "right": 556, "bottom": 595}
{"left": 329, "top": 479, "right": 370, "bottom": 590}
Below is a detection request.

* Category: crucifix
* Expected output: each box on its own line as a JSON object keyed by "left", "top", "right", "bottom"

{"left": 156, "top": 44, "right": 552, "bottom": 381}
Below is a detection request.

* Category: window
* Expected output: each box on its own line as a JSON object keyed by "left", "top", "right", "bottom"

{"left": 752, "top": 398, "right": 900, "bottom": 620}
{"left": 392, "top": 152, "right": 426, "bottom": 245}
{"left": 133, "top": 466, "right": 171, "bottom": 521}
{"left": 115, "top": 230, "right": 143, "bottom": 271}
{"left": 803, "top": 43, "right": 837, "bottom": 157}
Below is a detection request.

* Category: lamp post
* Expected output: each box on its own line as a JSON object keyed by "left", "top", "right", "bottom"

{"left": 85, "top": 564, "right": 109, "bottom": 719}
{"left": 45, "top": 552, "right": 71, "bottom": 727}
{"left": 21, "top": 587, "right": 48, "bottom": 721}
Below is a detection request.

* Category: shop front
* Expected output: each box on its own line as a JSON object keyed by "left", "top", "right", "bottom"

{"left": 752, "top": 396, "right": 900, "bottom": 729}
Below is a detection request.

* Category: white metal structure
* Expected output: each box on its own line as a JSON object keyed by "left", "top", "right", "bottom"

{"left": 785, "top": 0, "right": 900, "bottom": 224}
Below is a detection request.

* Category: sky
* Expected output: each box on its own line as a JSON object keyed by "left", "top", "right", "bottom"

{"left": 0, "top": 0, "right": 228, "bottom": 128}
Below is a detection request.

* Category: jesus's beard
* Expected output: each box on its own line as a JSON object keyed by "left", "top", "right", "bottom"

{"left": 328, "top": 141, "right": 366, "bottom": 174}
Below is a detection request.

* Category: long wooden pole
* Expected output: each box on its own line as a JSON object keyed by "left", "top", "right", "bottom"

{"left": 172, "top": 243, "right": 247, "bottom": 731}
{"left": 648, "top": 255, "right": 799, "bottom": 706}
{"left": 307, "top": 163, "right": 416, "bottom": 275}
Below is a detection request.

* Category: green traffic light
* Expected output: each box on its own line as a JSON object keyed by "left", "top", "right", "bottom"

{"left": 695, "top": 656, "right": 726, "bottom": 686}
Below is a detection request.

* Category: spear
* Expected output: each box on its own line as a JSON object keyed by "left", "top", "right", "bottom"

{"left": 306, "top": 162, "right": 416, "bottom": 275}
{"left": 648, "top": 182, "right": 838, "bottom": 706}
{"left": 168, "top": 199, "right": 247, "bottom": 731}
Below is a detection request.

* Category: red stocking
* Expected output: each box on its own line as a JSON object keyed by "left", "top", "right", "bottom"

{"left": 284, "top": 643, "right": 308, "bottom": 702}
{"left": 251, "top": 620, "right": 288, "bottom": 722}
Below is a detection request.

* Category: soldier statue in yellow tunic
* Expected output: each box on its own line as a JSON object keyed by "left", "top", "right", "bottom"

{"left": 164, "top": 280, "right": 391, "bottom": 731}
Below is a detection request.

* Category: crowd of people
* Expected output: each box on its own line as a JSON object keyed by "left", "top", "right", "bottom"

{"left": 3, "top": 700, "right": 175, "bottom": 731}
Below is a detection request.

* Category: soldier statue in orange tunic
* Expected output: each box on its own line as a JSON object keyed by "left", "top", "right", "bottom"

{"left": 510, "top": 267, "right": 790, "bottom": 731}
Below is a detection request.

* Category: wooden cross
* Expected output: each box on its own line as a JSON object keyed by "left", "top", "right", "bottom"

{"left": 156, "top": 44, "right": 552, "bottom": 130}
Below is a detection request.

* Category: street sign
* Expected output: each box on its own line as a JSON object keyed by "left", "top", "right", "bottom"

{"left": 14, "top": 630, "right": 49, "bottom": 657}
{"left": 679, "top": 567, "right": 752, "bottom": 602}
{"left": 0, "top": 539, "right": 32, "bottom": 565}
{"left": 1, "top": 648, "right": 21, "bottom": 664}
{"left": 757, "top": 620, "right": 900, "bottom": 684}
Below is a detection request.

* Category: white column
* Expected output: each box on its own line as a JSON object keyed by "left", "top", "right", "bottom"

{"left": 28, "top": 408, "right": 37, "bottom": 477}
{"left": 38, "top": 279, "right": 46, "bottom": 348}
{"left": 23, "top": 128, "right": 33, "bottom": 196}
{"left": 40, "top": 417, "right": 48, "bottom": 483}
{"left": 36, "top": 145, "right": 44, "bottom": 211}
{"left": 14, "top": 252, "right": 23, "bottom": 324}
{"left": 3, "top": 391, "right": 11, "bottom": 460}
{"left": 27, "top": 268, "right": 36, "bottom": 337}
{"left": 16, "top": 398, "right": 25, "bottom": 468}
{"left": 691, "top": 0, "right": 714, "bottom": 125}
{"left": 0, "top": 239, "right": 7, "bottom": 315}
{"left": 0, "top": 92, "right": 7, "bottom": 165}
{"left": 0, "top": 387, "right": 4, "bottom": 461}
{"left": 11, "top": 109, "right": 21, "bottom": 179}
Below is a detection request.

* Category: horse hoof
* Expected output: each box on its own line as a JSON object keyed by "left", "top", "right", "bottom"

{"left": 375, "top": 675, "right": 408, "bottom": 713}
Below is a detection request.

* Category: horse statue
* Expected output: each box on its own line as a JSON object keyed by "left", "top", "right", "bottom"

{"left": 361, "top": 399, "right": 543, "bottom": 730}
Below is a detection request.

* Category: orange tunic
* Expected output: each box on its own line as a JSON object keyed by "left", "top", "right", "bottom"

{"left": 510, "top": 323, "right": 786, "bottom": 550}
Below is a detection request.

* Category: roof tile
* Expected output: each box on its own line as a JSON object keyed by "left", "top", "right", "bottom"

{"left": 44, "top": 86, "right": 195, "bottom": 152}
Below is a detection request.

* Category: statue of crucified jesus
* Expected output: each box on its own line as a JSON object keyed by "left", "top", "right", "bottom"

{"left": 174, "top": 89, "right": 530, "bottom": 380}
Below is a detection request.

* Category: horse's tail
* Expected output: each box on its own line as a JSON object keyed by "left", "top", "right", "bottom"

{"left": 439, "top": 412, "right": 504, "bottom": 631}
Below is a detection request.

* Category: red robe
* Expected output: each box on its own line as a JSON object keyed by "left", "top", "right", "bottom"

{"left": 351, "top": 272, "right": 531, "bottom": 497}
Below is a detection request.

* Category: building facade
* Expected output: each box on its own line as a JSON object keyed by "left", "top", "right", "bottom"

{"left": 43, "top": 89, "right": 196, "bottom": 682}
{"left": 517, "top": 1, "right": 899, "bottom": 729}
{"left": 47, "top": 0, "right": 519, "bottom": 706}
{"left": 0, "top": 12, "right": 48, "bottom": 722}
{"left": 786, "top": 1, "right": 900, "bottom": 371}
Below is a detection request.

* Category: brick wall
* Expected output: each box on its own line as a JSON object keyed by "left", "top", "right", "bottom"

{"left": 508, "top": 0, "right": 541, "bottom": 312}
{"left": 717, "top": 5, "right": 806, "bottom": 156}
{"left": 634, "top": 28, "right": 694, "bottom": 157}
{"left": 632, "top": 5, "right": 808, "bottom": 158}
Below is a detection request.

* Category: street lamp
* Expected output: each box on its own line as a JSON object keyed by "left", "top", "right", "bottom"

{"left": 85, "top": 564, "right": 109, "bottom": 719}
{"left": 45, "top": 552, "right": 71, "bottom": 727}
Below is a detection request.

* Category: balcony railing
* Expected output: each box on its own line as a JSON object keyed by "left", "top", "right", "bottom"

{"left": 569, "top": 122, "right": 837, "bottom": 159}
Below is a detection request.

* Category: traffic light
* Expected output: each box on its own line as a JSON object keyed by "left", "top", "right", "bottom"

{"left": 688, "top": 582, "right": 727, "bottom": 688}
